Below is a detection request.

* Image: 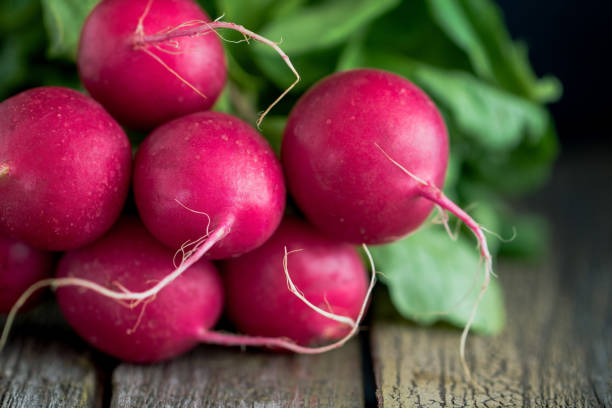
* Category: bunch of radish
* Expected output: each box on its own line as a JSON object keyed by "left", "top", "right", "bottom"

{"left": 0, "top": 0, "right": 492, "bottom": 378}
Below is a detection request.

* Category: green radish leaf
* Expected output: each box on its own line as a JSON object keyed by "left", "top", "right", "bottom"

{"left": 364, "top": 0, "right": 471, "bottom": 71}
{"left": 364, "top": 53, "right": 549, "bottom": 152}
{"left": 370, "top": 226, "right": 505, "bottom": 335}
{"left": 0, "top": 0, "right": 40, "bottom": 33}
{"left": 443, "top": 144, "right": 462, "bottom": 192}
{"left": 213, "top": 0, "right": 275, "bottom": 31}
{"left": 211, "top": 84, "right": 233, "bottom": 114}
{"left": 41, "top": 0, "right": 99, "bottom": 61}
{"left": 415, "top": 67, "right": 549, "bottom": 152}
{"left": 336, "top": 30, "right": 367, "bottom": 71}
{"left": 255, "top": 0, "right": 400, "bottom": 56}
{"left": 267, "top": 0, "right": 306, "bottom": 21}
{"left": 254, "top": 48, "right": 341, "bottom": 92}
{"left": 468, "top": 113, "right": 558, "bottom": 195}
{"left": 252, "top": 0, "right": 399, "bottom": 89}
{"left": 427, "top": 0, "right": 561, "bottom": 103}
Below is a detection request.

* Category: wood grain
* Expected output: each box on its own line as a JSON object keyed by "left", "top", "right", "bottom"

{"left": 0, "top": 302, "right": 101, "bottom": 408}
{"left": 371, "top": 149, "right": 611, "bottom": 407}
{"left": 111, "top": 339, "right": 364, "bottom": 407}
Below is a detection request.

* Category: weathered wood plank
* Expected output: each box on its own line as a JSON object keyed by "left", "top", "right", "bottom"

{"left": 371, "top": 149, "right": 611, "bottom": 407}
{"left": 372, "top": 262, "right": 604, "bottom": 407}
{"left": 0, "top": 302, "right": 102, "bottom": 408}
{"left": 112, "top": 338, "right": 364, "bottom": 407}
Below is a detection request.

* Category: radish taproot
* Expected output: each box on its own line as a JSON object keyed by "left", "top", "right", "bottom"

{"left": 0, "top": 235, "right": 54, "bottom": 314}
{"left": 222, "top": 217, "right": 369, "bottom": 346}
{"left": 281, "top": 68, "right": 492, "bottom": 377}
{"left": 0, "top": 86, "right": 132, "bottom": 251}
{"left": 79, "top": 0, "right": 299, "bottom": 129}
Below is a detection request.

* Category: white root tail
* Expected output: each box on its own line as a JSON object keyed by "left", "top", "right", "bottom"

{"left": 375, "top": 142, "right": 494, "bottom": 384}
{"left": 282, "top": 247, "right": 357, "bottom": 329}
{"left": 133, "top": 0, "right": 300, "bottom": 127}
{"left": 198, "top": 244, "right": 377, "bottom": 353}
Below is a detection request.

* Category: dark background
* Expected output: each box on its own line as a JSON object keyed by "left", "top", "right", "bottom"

{"left": 497, "top": 0, "right": 610, "bottom": 150}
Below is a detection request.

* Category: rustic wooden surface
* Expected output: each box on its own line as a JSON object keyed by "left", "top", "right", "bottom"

{"left": 111, "top": 340, "right": 364, "bottom": 408}
{"left": 371, "top": 149, "right": 611, "bottom": 407}
{"left": 0, "top": 304, "right": 101, "bottom": 408}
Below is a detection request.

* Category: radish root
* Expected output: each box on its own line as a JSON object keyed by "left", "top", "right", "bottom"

{"left": 132, "top": 0, "right": 299, "bottom": 127}
{"left": 283, "top": 247, "right": 357, "bottom": 328}
{"left": 374, "top": 142, "right": 493, "bottom": 383}
{"left": 198, "top": 244, "right": 377, "bottom": 353}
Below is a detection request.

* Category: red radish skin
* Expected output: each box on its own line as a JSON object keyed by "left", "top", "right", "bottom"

{"left": 134, "top": 111, "right": 285, "bottom": 260}
{"left": 222, "top": 217, "right": 368, "bottom": 346}
{"left": 78, "top": 0, "right": 300, "bottom": 130}
{"left": 281, "top": 69, "right": 492, "bottom": 379}
{"left": 55, "top": 218, "right": 224, "bottom": 363}
{"left": 0, "top": 235, "right": 54, "bottom": 314}
{"left": 283, "top": 69, "right": 448, "bottom": 245}
{"left": 79, "top": 0, "right": 226, "bottom": 130}
{"left": 0, "top": 87, "right": 132, "bottom": 251}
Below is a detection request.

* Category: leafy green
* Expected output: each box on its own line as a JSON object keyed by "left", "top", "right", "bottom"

{"left": 255, "top": 0, "right": 399, "bottom": 56}
{"left": 40, "top": 0, "right": 99, "bottom": 61}
{"left": 252, "top": 0, "right": 399, "bottom": 89}
{"left": 468, "top": 114, "right": 558, "bottom": 195}
{"left": 364, "top": 53, "right": 549, "bottom": 152}
{"left": 414, "top": 68, "right": 549, "bottom": 152}
{"left": 336, "top": 30, "right": 366, "bottom": 71}
{"left": 363, "top": 1, "right": 471, "bottom": 71}
{"left": 370, "top": 227, "right": 505, "bottom": 334}
{"left": 0, "top": 0, "right": 40, "bottom": 33}
{"left": 427, "top": 0, "right": 561, "bottom": 103}
{"left": 214, "top": 0, "right": 275, "bottom": 30}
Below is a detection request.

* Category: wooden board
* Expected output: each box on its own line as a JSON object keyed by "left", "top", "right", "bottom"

{"left": 371, "top": 149, "right": 612, "bottom": 407}
{"left": 0, "top": 303, "right": 102, "bottom": 408}
{"left": 111, "top": 339, "right": 364, "bottom": 407}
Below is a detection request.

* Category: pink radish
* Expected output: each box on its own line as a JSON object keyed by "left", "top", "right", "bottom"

{"left": 0, "top": 235, "right": 54, "bottom": 314}
{"left": 0, "top": 86, "right": 132, "bottom": 251}
{"left": 281, "top": 68, "right": 493, "bottom": 378}
{"left": 54, "top": 217, "right": 224, "bottom": 363}
{"left": 133, "top": 111, "right": 286, "bottom": 260}
{"left": 79, "top": 0, "right": 298, "bottom": 129}
{"left": 0, "top": 217, "right": 373, "bottom": 360}
{"left": 0, "top": 111, "right": 287, "bottom": 349}
{"left": 222, "top": 217, "right": 369, "bottom": 346}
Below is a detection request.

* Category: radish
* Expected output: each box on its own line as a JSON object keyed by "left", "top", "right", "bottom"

{"left": 281, "top": 69, "right": 493, "bottom": 378}
{"left": 74, "top": 110, "right": 286, "bottom": 305}
{"left": 53, "top": 217, "right": 224, "bottom": 363}
{"left": 0, "top": 111, "right": 288, "bottom": 348}
{"left": 0, "top": 217, "right": 373, "bottom": 360}
{"left": 0, "top": 235, "right": 54, "bottom": 314}
{"left": 134, "top": 111, "right": 285, "bottom": 260}
{"left": 79, "top": 0, "right": 299, "bottom": 129}
{"left": 0, "top": 86, "right": 132, "bottom": 251}
{"left": 222, "top": 217, "right": 369, "bottom": 346}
